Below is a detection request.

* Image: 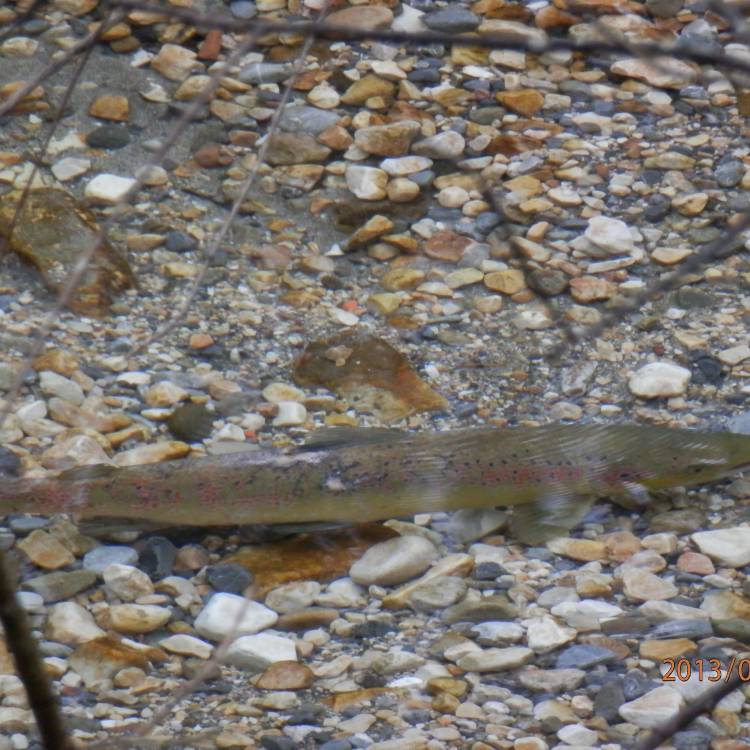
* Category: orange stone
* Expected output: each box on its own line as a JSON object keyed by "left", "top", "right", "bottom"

{"left": 89, "top": 94, "right": 129, "bottom": 121}
{"left": 497, "top": 89, "right": 545, "bottom": 117}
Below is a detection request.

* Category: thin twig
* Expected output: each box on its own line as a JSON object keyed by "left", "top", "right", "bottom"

{"left": 0, "top": 551, "right": 72, "bottom": 750}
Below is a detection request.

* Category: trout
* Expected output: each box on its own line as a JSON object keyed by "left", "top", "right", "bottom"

{"left": 1, "top": 424, "right": 749, "bottom": 543}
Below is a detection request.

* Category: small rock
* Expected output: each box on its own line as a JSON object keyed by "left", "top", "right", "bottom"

{"left": 103, "top": 564, "right": 154, "bottom": 601}
{"left": 151, "top": 43, "right": 200, "bottom": 81}
{"left": 224, "top": 633, "right": 296, "bottom": 672}
{"left": 526, "top": 617, "right": 577, "bottom": 653}
{"left": 610, "top": 57, "right": 697, "bottom": 89}
{"left": 350, "top": 536, "right": 438, "bottom": 586}
{"left": 84, "top": 174, "right": 137, "bottom": 205}
{"left": 413, "top": 131, "right": 466, "bottom": 160}
{"left": 256, "top": 661, "right": 314, "bottom": 690}
{"left": 346, "top": 165, "right": 388, "bottom": 201}
{"left": 108, "top": 604, "right": 171, "bottom": 634}
{"left": 83, "top": 546, "right": 138, "bottom": 575}
{"left": 457, "top": 647, "right": 533, "bottom": 672}
{"left": 619, "top": 686, "right": 685, "bottom": 729}
{"left": 692, "top": 528, "right": 750, "bottom": 568}
{"left": 584, "top": 216, "right": 634, "bottom": 256}
{"left": 17, "top": 530, "right": 74, "bottom": 570}
{"left": 46, "top": 602, "right": 105, "bottom": 644}
{"left": 159, "top": 634, "right": 213, "bottom": 659}
{"left": 194, "top": 593, "right": 278, "bottom": 641}
{"left": 354, "top": 121, "right": 420, "bottom": 157}
{"left": 629, "top": 361, "right": 691, "bottom": 399}
{"left": 622, "top": 570, "right": 678, "bottom": 602}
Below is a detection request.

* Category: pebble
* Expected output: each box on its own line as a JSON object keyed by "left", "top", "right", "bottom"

{"left": 457, "top": 646, "right": 534, "bottom": 672}
{"left": 346, "top": 165, "right": 389, "bottom": 201}
{"left": 194, "top": 593, "right": 278, "bottom": 641}
{"left": 83, "top": 546, "right": 138, "bottom": 574}
{"left": 691, "top": 527, "right": 750, "bottom": 567}
{"left": 618, "top": 686, "right": 685, "bottom": 729}
{"left": 223, "top": 633, "right": 296, "bottom": 672}
{"left": 45, "top": 602, "right": 105, "bottom": 644}
{"left": 84, "top": 174, "right": 137, "bottom": 205}
{"left": 103, "top": 563, "right": 154, "bottom": 601}
{"left": 17, "top": 530, "right": 74, "bottom": 570}
{"left": 628, "top": 361, "right": 691, "bottom": 399}
{"left": 108, "top": 603, "right": 171, "bottom": 634}
{"left": 159, "top": 634, "right": 213, "bottom": 659}
{"left": 206, "top": 563, "right": 253, "bottom": 594}
{"left": 349, "top": 536, "right": 439, "bottom": 586}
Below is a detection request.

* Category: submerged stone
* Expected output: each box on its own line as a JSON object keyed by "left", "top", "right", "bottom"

{"left": 0, "top": 188, "right": 135, "bottom": 316}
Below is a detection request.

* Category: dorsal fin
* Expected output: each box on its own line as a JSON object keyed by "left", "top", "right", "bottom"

{"left": 57, "top": 464, "right": 118, "bottom": 481}
{"left": 300, "top": 427, "right": 406, "bottom": 451}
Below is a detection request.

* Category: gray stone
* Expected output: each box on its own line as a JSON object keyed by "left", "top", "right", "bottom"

{"left": 423, "top": 7, "right": 480, "bottom": 33}
{"left": 715, "top": 160, "right": 744, "bottom": 188}
{"left": 83, "top": 545, "right": 138, "bottom": 574}
{"left": 239, "top": 62, "right": 293, "bottom": 84}
{"left": 279, "top": 105, "right": 340, "bottom": 135}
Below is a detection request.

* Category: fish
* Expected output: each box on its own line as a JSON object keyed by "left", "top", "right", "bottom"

{"left": 1, "top": 424, "right": 749, "bottom": 544}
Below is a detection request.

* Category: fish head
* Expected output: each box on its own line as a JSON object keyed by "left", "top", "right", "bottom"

{"left": 651, "top": 430, "right": 750, "bottom": 489}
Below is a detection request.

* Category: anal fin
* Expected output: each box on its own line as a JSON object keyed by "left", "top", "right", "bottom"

{"left": 510, "top": 492, "right": 596, "bottom": 546}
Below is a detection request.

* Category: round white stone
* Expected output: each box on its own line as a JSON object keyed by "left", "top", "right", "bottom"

{"left": 194, "top": 593, "right": 278, "bottom": 641}
{"left": 692, "top": 528, "right": 750, "bottom": 568}
{"left": 628, "top": 361, "right": 691, "bottom": 399}
{"left": 84, "top": 174, "right": 137, "bottom": 205}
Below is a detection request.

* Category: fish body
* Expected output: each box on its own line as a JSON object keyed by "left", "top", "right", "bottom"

{"left": 1, "top": 425, "right": 749, "bottom": 543}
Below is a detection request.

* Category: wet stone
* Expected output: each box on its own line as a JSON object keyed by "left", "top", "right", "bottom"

{"left": 206, "top": 563, "right": 253, "bottom": 594}
{"left": 25, "top": 570, "right": 97, "bottom": 602}
{"left": 715, "top": 159, "right": 744, "bottom": 188}
{"left": 83, "top": 545, "right": 138, "bottom": 575}
{"left": 137, "top": 536, "right": 176, "bottom": 579}
{"left": 167, "top": 402, "right": 214, "bottom": 442}
{"left": 556, "top": 644, "right": 617, "bottom": 669}
{"left": 424, "top": 7, "right": 479, "bottom": 33}
{"left": 86, "top": 124, "right": 130, "bottom": 149}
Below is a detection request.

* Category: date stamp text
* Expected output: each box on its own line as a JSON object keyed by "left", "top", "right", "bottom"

{"left": 662, "top": 657, "right": 750, "bottom": 683}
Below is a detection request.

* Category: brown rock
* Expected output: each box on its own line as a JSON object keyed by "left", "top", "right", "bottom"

{"left": 639, "top": 638, "right": 696, "bottom": 661}
{"left": 255, "top": 661, "right": 314, "bottom": 690}
{"left": 354, "top": 120, "right": 421, "bottom": 157}
{"left": 193, "top": 143, "right": 234, "bottom": 168}
{"left": 484, "top": 269, "right": 526, "bottom": 295}
{"left": 265, "top": 133, "right": 331, "bottom": 165}
{"left": 189, "top": 333, "right": 215, "bottom": 350}
{"left": 569, "top": 275, "right": 616, "bottom": 303}
{"left": 341, "top": 75, "right": 395, "bottom": 106}
{"left": 88, "top": 94, "right": 129, "bottom": 121}
{"left": 547, "top": 537, "right": 607, "bottom": 562}
{"left": 326, "top": 5, "right": 393, "bottom": 30}
{"left": 423, "top": 230, "right": 472, "bottom": 263}
{"left": 347, "top": 215, "right": 394, "bottom": 250}
{"left": 317, "top": 124, "right": 352, "bottom": 150}
{"left": 275, "top": 164, "right": 325, "bottom": 192}
{"left": 17, "top": 530, "right": 75, "bottom": 570}
{"left": 32, "top": 349, "right": 79, "bottom": 377}
{"left": 150, "top": 43, "right": 201, "bottom": 81}
{"left": 197, "top": 29, "right": 223, "bottom": 61}
{"left": 676, "top": 551, "right": 715, "bottom": 575}
{"left": 275, "top": 607, "right": 339, "bottom": 631}
{"left": 535, "top": 5, "right": 579, "bottom": 28}
{"left": 497, "top": 89, "right": 545, "bottom": 116}
{"left": 381, "top": 267, "right": 425, "bottom": 291}
{"left": 603, "top": 531, "right": 641, "bottom": 562}
{"left": 293, "top": 330, "right": 448, "bottom": 424}
{"left": 0, "top": 188, "right": 135, "bottom": 317}
{"left": 69, "top": 635, "right": 151, "bottom": 689}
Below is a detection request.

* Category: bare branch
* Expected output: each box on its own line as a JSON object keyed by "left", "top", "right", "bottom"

{"left": 0, "top": 551, "right": 72, "bottom": 750}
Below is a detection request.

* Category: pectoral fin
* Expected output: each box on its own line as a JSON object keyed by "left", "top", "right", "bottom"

{"left": 509, "top": 492, "right": 596, "bottom": 545}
